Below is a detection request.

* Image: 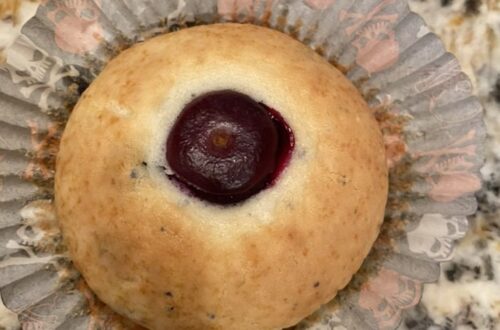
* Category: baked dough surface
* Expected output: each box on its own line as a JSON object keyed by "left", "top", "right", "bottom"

{"left": 55, "top": 23, "right": 388, "bottom": 330}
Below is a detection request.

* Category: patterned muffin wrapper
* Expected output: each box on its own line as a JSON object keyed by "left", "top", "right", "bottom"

{"left": 0, "top": 0, "right": 485, "bottom": 329}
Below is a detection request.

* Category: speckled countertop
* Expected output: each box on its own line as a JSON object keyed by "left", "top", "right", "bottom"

{"left": 1, "top": 0, "right": 499, "bottom": 329}
{"left": 402, "top": 1, "right": 500, "bottom": 329}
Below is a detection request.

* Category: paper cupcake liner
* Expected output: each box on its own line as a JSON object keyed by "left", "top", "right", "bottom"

{"left": 0, "top": 0, "right": 485, "bottom": 329}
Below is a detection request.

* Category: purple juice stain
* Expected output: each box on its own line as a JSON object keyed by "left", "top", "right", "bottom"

{"left": 166, "top": 90, "right": 294, "bottom": 205}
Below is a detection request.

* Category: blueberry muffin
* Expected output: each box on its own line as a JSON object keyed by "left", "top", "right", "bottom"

{"left": 55, "top": 23, "right": 388, "bottom": 330}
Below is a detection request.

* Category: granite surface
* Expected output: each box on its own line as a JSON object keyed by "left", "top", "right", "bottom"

{"left": 0, "top": 0, "right": 499, "bottom": 329}
{"left": 402, "top": 1, "right": 500, "bottom": 329}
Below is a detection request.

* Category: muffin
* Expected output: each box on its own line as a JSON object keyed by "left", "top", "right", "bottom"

{"left": 55, "top": 23, "right": 388, "bottom": 330}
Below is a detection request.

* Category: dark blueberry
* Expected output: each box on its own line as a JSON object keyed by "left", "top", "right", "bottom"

{"left": 166, "top": 90, "right": 294, "bottom": 204}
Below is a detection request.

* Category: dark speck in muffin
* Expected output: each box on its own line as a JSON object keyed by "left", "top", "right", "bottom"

{"left": 314, "top": 281, "right": 320, "bottom": 288}
{"left": 297, "top": 149, "right": 307, "bottom": 159}
{"left": 441, "top": 0, "right": 453, "bottom": 6}
{"left": 165, "top": 291, "right": 173, "bottom": 297}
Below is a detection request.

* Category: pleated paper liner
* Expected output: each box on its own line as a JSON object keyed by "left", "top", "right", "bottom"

{"left": 0, "top": 0, "right": 485, "bottom": 329}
